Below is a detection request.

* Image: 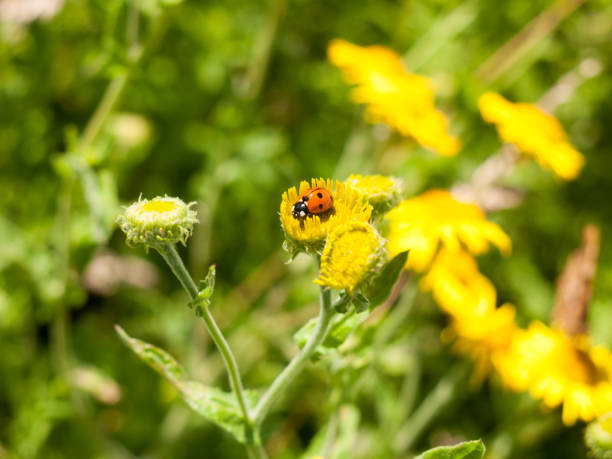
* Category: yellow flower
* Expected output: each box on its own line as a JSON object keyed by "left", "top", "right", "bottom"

{"left": 280, "top": 178, "right": 372, "bottom": 254}
{"left": 345, "top": 174, "right": 403, "bottom": 218}
{"left": 447, "top": 304, "right": 518, "bottom": 383}
{"left": 494, "top": 322, "right": 612, "bottom": 425}
{"left": 315, "top": 222, "right": 385, "bottom": 294}
{"left": 328, "top": 39, "right": 460, "bottom": 157}
{"left": 479, "top": 92, "right": 585, "bottom": 180}
{"left": 385, "top": 190, "right": 511, "bottom": 272}
{"left": 117, "top": 196, "right": 198, "bottom": 247}
{"left": 421, "top": 248, "right": 496, "bottom": 317}
{"left": 422, "top": 248, "right": 517, "bottom": 380}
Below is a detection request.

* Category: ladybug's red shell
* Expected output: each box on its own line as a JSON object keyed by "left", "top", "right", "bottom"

{"left": 292, "top": 187, "right": 334, "bottom": 219}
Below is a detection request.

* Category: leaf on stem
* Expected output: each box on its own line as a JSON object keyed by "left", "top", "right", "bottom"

{"left": 414, "top": 439, "right": 485, "bottom": 459}
{"left": 363, "top": 251, "right": 408, "bottom": 307}
{"left": 294, "top": 309, "right": 369, "bottom": 359}
{"left": 115, "top": 325, "right": 257, "bottom": 443}
{"left": 188, "top": 264, "right": 216, "bottom": 317}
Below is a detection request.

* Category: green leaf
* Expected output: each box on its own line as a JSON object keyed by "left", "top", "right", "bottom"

{"left": 188, "top": 264, "right": 216, "bottom": 315}
{"left": 115, "top": 324, "right": 187, "bottom": 385}
{"left": 414, "top": 440, "right": 485, "bottom": 459}
{"left": 131, "top": 0, "right": 183, "bottom": 17}
{"left": 293, "top": 309, "right": 369, "bottom": 358}
{"left": 180, "top": 382, "right": 259, "bottom": 444}
{"left": 334, "top": 293, "right": 351, "bottom": 313}
{"left": 351, "top": 292, "right": 370, "bottom": 312}
{"left": 363, "top": 251, "right": 408, "bottom": 307}
{"left": 115, "top": 325, "right": 256, "bottom": 443}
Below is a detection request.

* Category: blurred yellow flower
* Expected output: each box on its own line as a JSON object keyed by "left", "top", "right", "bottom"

{"left": 479, "top": 92, "right": 585, "bottom": 180}
{"left": 280, "top": 178, "right": 372, "bottom": 254}
{"left": 328, "top": 39, "right": 460, "bottom": 157}
{"left": 315, "top": 222, "right": 385, "bottom": 294}
{"left": 345, "top": 174, "right": 403, "bottom": 218}
{"left": 422, "top": 248, "right": 517, "bottom": 380}
{"left": 447, "top": 304, "right": 518, "bottom": 383}
{"left": 494, "top": 322, "right": 612, "bottom": 425}
{"left": 385, "top": 190, "right": 511, "bottom": 271}
{"left": 421, "top": 248, "right": 496, "bottom": 317}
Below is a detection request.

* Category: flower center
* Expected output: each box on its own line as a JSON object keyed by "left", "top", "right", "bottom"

{"left": 141, "top": 201, "right": 177, "bottom": 214}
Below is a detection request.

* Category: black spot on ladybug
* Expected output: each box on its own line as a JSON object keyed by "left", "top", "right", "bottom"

{"left": 319, "top": 204, "right": 323, "bottom": 209}
{"left": 302, "top": 196, "right": 309, "bottom": 201}
{"left": 317, "top": 192, "right": 323, "bottom": 198}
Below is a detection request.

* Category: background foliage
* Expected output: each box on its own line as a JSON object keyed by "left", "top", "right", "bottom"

{"left": 1, "top": 0, "right": 611, "bottom": 457}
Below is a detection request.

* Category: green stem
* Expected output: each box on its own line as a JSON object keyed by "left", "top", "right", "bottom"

{"left": 243, "top": 0, "right": 286, "bottom": 99}
{"left": 155, "top": 244, "right": 265, "bottom": 457}
{"left": 252, "top": 286, "right": 335, "bottom": 426}
{"left": 79, "top": 2, "right": 143, "bottom": 153}
{"left": 393, "top": 364, "right": 468, "bottom": 454}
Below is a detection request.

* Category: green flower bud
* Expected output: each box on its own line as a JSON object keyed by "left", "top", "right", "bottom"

{"left": 117, "top": 196, "right": 198, "bottom": 247}
{"left": 345, "top": 174, "right": 404, "bottom": 219}
{"left": 586, "top": 413, "right": 612, "bottom": 459}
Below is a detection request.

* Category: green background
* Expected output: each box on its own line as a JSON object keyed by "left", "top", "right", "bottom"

{"left": 1, "top": 0, "right": 611, "bottom": 457}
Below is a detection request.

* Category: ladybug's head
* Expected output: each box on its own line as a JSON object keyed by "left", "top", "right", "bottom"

{"left": 292, "top": 201, "right": 309, "bottom": 219}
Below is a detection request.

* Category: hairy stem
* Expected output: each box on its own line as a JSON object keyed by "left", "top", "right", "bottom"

{"left": 155, "top": 244, "right": 266, "bottom": 457}
{"left": 252, "top": 287, "right": 335, "bottom": 426}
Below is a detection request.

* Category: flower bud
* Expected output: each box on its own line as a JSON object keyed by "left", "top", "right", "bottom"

{"left": 586, "top": 413, "right": 612, "bottom": 459}
{"left": 117, "top": 196, "right": 198, "bottom": 247}
{"left": 345, "top": 174, "right": 403, "bottom": 219}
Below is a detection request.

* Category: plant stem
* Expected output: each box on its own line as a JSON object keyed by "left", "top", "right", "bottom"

{"left": 393, "top": 364, "right": 468, "bottom": 454}
{"left": 155, "top": 243, "right": 262, "bottom": 456}
{"left": 252, "top": 286, "right": 335, "bottom": 426}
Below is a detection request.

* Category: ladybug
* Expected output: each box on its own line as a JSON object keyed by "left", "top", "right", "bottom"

{"left": 292, "top": 187, "right": 334, "bottom": 220}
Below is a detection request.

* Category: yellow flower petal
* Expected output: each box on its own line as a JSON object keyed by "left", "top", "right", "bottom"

{"left": 479, "top": 92, "right": 585, "bottom": 180}
{"left": 328, "top": 39, "right": 460, "bottom": 156}
{"left": 494, "top": 322, "right": 612, "bottom": 425}
{"left": 385, "top": 190, "right": 510, "bottom": 271}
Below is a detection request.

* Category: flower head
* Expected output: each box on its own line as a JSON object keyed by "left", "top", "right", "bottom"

{"left": 479, "top": 92, "right": 585, "bottom": 180}
{"left": 117, "top": 196, "right": 198, "bottom": 247}
{"left": 385, "top": 190, "right": 511, "bottom": 271}
{"left": 494, "top": 322, "right": 612, "bottom": 425}
{"left": 345, "top": 174, "right": 403, "bottom": 219}
{"left": 328, "top": 39, "right": 460, "bottom": 157}
{"left": 280, "top": 178, "right": 372, "bottom": 254}
{"left": 315, "top": 222, "right": 385, "bottom": 294}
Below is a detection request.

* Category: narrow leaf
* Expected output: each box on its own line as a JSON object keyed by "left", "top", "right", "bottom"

{"left": 293, "top": 309, "right": 369, "bottom": 358}
{"left": 414, "top": 439, "right": 485, "bottom": 459}
{"left": 115, "top": 325, "right": 255, "bottom": 443}
{"left": 363, "top": 251, "right": 408, "bottom": 307}
{"left": 115, "top": 325, "right": 187, "bottom": 385}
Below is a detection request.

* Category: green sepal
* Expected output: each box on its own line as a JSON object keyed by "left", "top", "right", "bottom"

{"left": 415, "top": 439, "right": 485, "bottom": 459}
{"left": 115, "top": 325, "right": 257, "bottom": 443}
{"left": 334, "top": 293, "right": 352, "bottom": 313}
{"left": 362, "top": 251, "right": 408, "bottom": 307}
